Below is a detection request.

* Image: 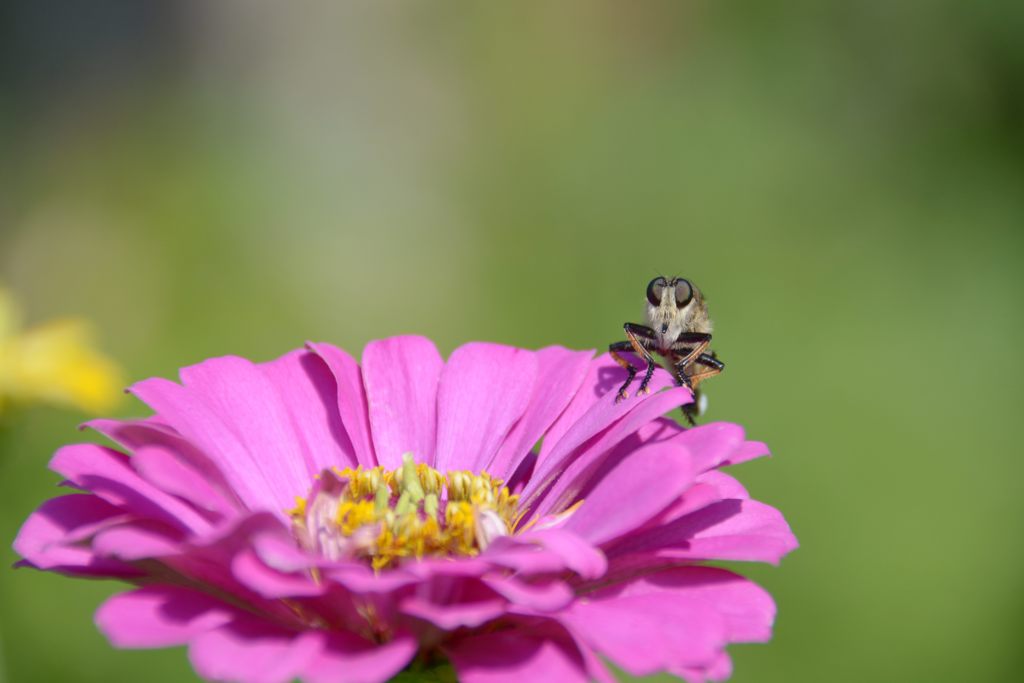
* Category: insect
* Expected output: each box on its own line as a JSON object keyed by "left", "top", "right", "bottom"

{"left": 608, "top": 276, "right": 724, "bottom": 425}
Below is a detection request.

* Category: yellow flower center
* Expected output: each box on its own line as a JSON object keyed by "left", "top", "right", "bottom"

{"left": 289, "top": 454, "right": 522, "bottom": 571}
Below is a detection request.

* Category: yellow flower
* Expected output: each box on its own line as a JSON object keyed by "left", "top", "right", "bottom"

{"left": 0, "top": 288, "right": 124, "bottom": 415}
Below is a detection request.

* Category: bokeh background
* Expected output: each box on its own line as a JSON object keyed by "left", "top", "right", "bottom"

{"left": 2, "top": 1, "right": 1023, "bottom": 682}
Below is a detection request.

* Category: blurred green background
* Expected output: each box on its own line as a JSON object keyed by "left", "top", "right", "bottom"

{"left": 2, "top": 1, "right": 1023, "bottom": 682}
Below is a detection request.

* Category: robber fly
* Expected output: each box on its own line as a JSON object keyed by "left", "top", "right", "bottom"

{"left": 608, "top": 276, "right": 724, "bottom": 425}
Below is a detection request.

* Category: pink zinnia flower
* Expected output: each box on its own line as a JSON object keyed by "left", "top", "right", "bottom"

{"left": 14, "top": 337, "right": 796, "bottom": 682}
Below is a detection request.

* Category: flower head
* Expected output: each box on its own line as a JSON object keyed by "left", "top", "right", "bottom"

{"left": 13, "top": 336, "right": 796, "bottom": 682}
{"left": 0, "top": 288, "right": 123, "bottom": 415}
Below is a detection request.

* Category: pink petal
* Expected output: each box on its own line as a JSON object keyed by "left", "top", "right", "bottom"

{"left": 645, "top": 481, "right": 724, "bottom": 527}
{"left": 524, "top": 386, "right": 692, "bottom": 520}
{"left": 96, "top": 585, "right": 235, "bottom": 648}
{"left": 231, "top": 548, "right": 324, "bottom": 598}
{"left": 611, "top": 499, "right": 798, "bottom": 564}
{"left": 481, "top": 575, "right": 574, "bottom": 612}
{"left": 562, "top": 441, "right": 695, "bottom": 546}
{"left": 508, "top": 528, "right": 608, "bottom": 580}
{"left": 157, "top": 513, "right": 322, "bottom": 626}
{"left": 695, "top": 470, "right": 750, "bottom": 500}
{"left": 325, "top": 564, "right": 422, "bottom": 594}
{"left": 564, "top": 629, "right": 618, "bottom": 683}
{"left": 675, "top": 422, "right": 747, "bottom": 472}
{"left": 535, "top": 355, "right": 623, "bottom": 463}
{"left": 400, "top": 594, "right": 507, "bottom": 630}
{"left": 132, "top": 444, "right": 237, "bottom": 518}
{"left": 130, "top": 376, "right": 300, "bottom": 515}
{"left": 398, "top": 574, "right": 509, "bottom": 629}
{"left": 434, "top": 342, "right": 538, "bottom": 474}
{"left": 360, "top": 336, "right": 443, "bottom": 469}
{"left": 446, "top": 629, "right": 590, "bottom": 683}
{"left": 250, "top": 531, "right": 319, "bottom": 573}
{"left": 485, "top": 529, "right": 607, "bottom": 580}
{"left": 727, "top": 439, "right": 771, "bottom": 466}
{"left": 177, "top": 355, "right": 313, "bottom": 498}
{"left": 13, "top": 494, "right": 142, "bottom": 577}
{"left": 651, "top": 421, "right": 771, "bottom": 472}
{"left": 537, "top": 354, "right": 679, "bottom": 467}
{"left": 85, "top": 417, "right": 240, "bottom": 509}
{"left": 306, "top": 342, "right": 377, "bottom": 466}
{"left": 303, "top": 631, "right": 418, "bottom": 683}
{"left": 261, "top": 348, "right": 360, "bottom": 472}
{"left": 92, "top": 522, "right": 184, "bottom": 560}
{"left": 589, "top": 566, "right": 776, "bottom": 643}
{"left": 661, "top": 422, "right": 771, "bottom": 472}
{"left": 401, "top": 556, "right": 496, "bottom": 581}
{"left": 189, "top": 617, "right": 321, "bottom": 683}
{"left": 674, "top": 650, "right": 734, "bottom": 683}
{"left": 182, "top": 509, "right": 289, "bottom": 554}
{"left": 484, "top": 543, "right": 572, "bottom": 576}
{"left": 50, "top": 443, "right": 211, "bottom": 534}
{"left": 486, "top": 346, "right": 593, "bottom": 480}
{"left": 560, "top": 593, "right": 725, "bottom": 675}
{"left": 568, "top": 442, "right": 752, "bottom": 539}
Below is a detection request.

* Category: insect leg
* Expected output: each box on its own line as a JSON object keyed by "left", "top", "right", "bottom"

{"left": 671, "top": 357, "right": 691, "bottom": 389}
{"left": 628, "top": 323, "right": 662, "bottom": 396}
{"left": 609, "top": 324, "right": 656, "bottom": 402}
{"left": 678, "top": 353, "right": 724, "bottom": 425}
{"left": 608, "top": 341, "right": 638, "bottom": 402}
{"left": 670, "top": 337, "right": 714, "bottom": 424}
{"left": 682, "top": 398, "right": 699, "bottom": 426}
{"left": 685, "top": 352, "right": 724, "bottom": 391}
{"left": 669, "top": 333, "right": 713, "bottom": 388}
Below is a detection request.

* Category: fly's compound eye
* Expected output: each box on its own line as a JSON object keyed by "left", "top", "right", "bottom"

{"left": 646, "top": 277, "right": 667, "bottom": 306}
{"left": 674, "top": 279, "right": 693, "bottom": 308}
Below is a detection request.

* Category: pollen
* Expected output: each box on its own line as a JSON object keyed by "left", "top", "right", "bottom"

{"left": 289, "top": 454, "right": 521, "bottom": 571}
